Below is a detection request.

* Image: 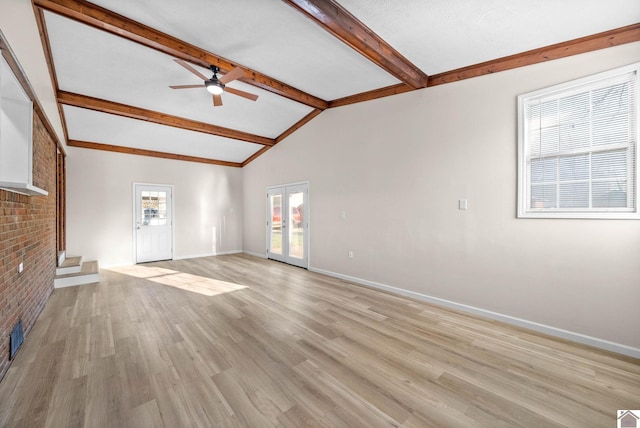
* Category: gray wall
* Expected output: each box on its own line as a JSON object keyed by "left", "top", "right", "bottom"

{"left": 243, "top": 42, "right": 640, "bottom": 354}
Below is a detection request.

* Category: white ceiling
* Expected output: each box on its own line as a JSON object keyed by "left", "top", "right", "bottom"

{"left": 44, "top": 11, "right": 314, "bottom": 139}
{"left": 63, "top": 106, "right": 263, "bottom": 163}
{"left": 86, "top": 0, "right": 402, "bottom": 100}
{"left": 38, "top": 0, "right": 640, "bottom": 166}
{"left": 339, "top": 0, "right": 640, "bottom": 74}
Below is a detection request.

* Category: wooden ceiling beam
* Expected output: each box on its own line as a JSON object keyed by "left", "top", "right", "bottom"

{"left": 428, "top": 23, "right": 640, "bottom": 87}
{"left": 283, "top": 0, "right": 428, "bottom": 89}
{"left": 68, "top": 140, "right": 242, "bottom": 167}
{"left": 33, "top": 0, "right": 328, "bottom": 110}
{"left": 241, "top": 146, "right": 271, "bottom": 167}
{"left": 33, "top": 6, "right": 73, "bottom": 147}
{"left": 330, "top": 23, "right": 640, "bottom": 107}
{"left": 329, "top": 83, "right": 413, "bottom": 108}
{"left": 243, "top": 108, "right": 323, "bottom": 166}
{"left": 276, "top": 108, "right": 323, "bottom": 143}
{"left": 57, "top": 91, "right": 275, "bottom": 146}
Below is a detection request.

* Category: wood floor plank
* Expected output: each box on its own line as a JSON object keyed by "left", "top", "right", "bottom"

{"left": 219, "top": 337, "right": 296, "bottom": 415}
{"left": 114, "top": 336, "right": 153, "bottom": 409}
{"left": 43, "top": 375, "right": 87, "bottom": 428}
{"left": 212, "top": 369, "right": 278, "bottom": 428}
{"left": 126, "top": 399, "right": 165, "bottom": 428}
{"left": 0, "top": 253, "right": 638, "bottom": 427}
{"left": 149, "top": 368, "right": 212, "bottom": 427}
{"left": 9, "top": 340, "right": 66, "bottom": 427}
{"left": 278, "top": 404, "right": 325, "bottom": 428}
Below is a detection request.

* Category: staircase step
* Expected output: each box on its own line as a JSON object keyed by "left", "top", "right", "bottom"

{"left": 56, "top": 256, "right": 83, "bottom": 275}
{"left": 54, "top": 260, "right": 100, "bottom": 288}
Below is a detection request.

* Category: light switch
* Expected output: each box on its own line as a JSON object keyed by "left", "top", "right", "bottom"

{"left": 459, "top": 199, "right": 468, "bottom": 210}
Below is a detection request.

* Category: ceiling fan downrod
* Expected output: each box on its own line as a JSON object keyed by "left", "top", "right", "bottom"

{"left": 206, "top": 65, "right": 225, "bottom": 94}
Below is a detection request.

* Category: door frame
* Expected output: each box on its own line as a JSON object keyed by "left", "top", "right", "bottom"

{"left": 132, "top": 182, "right": 175, "bottom": 264}
{"left": 266, "top": 181, "right": 309, "bottom": 268}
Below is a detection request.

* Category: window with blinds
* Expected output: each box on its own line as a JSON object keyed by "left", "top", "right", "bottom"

{"left": 517, "top": 63, "right": 639, "bottom": 219}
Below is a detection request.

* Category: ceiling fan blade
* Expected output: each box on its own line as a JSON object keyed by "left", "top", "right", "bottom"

{"left": 174, "top": 59, "right": 209, "bottom": 81}
{"left": 218, "top": 66, "right": 245, "bottom": 84}
{"left": 213, "top": 93, "right": 223, "bottom": 107}
{"left": 225, "top": 86, "right": 259, "bottom": 101}
{"left": 169, "top": 84, "right": 203, "bottom": 89}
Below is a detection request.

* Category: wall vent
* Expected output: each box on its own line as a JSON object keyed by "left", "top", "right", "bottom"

{"left": 10, "top": 320, "right": 23, "bottom": 359}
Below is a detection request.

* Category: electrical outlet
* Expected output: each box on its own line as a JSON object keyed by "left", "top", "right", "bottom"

{"left": 18, "top": 262, "right": 23, "bottom": 273}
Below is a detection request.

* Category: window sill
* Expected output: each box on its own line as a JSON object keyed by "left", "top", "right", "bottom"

{"left": 517, "top": 210, "right": 639, "bottom": 220}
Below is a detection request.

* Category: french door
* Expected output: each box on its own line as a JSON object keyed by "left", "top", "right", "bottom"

{"left": 134, "top": 183, "right": 173, "bottom": 263}
{"left": 267, "top": 183, "right": 308, "bottom": 268}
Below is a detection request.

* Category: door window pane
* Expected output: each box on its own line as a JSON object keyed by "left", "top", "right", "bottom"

{"left": 141, "top": 191, "right": 167, "bottom": 225}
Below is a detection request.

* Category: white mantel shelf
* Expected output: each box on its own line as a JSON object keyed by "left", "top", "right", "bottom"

{"left": 0, "top": 181, "right": 48, "bottom": 196}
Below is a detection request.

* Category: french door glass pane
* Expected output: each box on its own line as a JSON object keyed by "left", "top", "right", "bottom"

{"left": 270, "top": 195, "right": 282, "bottom": 255}
{"left": 288, "top": 191, "right": 304, "bottom": 259}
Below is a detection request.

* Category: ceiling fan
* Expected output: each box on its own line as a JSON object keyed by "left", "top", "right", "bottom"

{"left": 169, "top": 59, "right": 259, "bottom": 107}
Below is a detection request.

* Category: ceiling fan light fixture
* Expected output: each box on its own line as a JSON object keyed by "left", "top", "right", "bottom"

{"left": 205, "top": 79, "right": 224, "bottom": 95}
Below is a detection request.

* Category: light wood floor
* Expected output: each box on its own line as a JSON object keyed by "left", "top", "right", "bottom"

{"left": 0, "top": 254, "right": 638, "bottom": 427}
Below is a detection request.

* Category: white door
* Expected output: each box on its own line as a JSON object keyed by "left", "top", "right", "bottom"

{"left": 134, "top": 183, "right": 173, "bottom": 263}
{"left": 267, "top": 183, "right": 308, "bottom": 268}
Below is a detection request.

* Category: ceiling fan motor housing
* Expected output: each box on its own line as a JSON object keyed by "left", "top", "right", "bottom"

{"left": 205, "top": 78, "right": 225, "bottom": 94}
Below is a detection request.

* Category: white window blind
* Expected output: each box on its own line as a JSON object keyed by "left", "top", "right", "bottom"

{"left": 518, "top": 63, "right": 639, "bottom": 219}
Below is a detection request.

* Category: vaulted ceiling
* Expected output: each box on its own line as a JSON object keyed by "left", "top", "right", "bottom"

{"left": 33, "top": 0, "right": 640, "bottom": 167}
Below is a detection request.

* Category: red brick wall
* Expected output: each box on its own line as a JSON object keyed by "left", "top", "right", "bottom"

{"left": 0, "top": 112, "right": 57, "bottom": 381}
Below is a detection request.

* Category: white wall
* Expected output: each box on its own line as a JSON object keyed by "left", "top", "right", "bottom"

{"left": 243, "top": 42, "right": 640, "bottom": 354}
{"left": 67, "top": 148, "right": 243, "bottom": 267}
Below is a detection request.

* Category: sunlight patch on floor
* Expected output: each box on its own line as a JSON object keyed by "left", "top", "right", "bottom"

{"left": 149, "top": 273, "right": 247, "bottom": 296}
{"left": 109, "top": 265, "right": 248, "bottom": 296}
{"left": 113, "top": 265, "right": 179, "bottom": 278}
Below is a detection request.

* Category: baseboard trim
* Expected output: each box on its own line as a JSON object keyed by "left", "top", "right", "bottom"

{"left": 213, "top": 250, "right": 243, "bottom": 256}
{"left": 173, "top": 250, "right": 242, "bottom": 260}
{"left": 308, "top": 266, "right": 640, "bottom": 359}
{"left": 243, "top": 251, "right": 267, "bottom": 259}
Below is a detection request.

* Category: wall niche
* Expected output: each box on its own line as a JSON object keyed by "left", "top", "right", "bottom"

{"left": 0, "top": 50, "right": 46, "bottom": 196}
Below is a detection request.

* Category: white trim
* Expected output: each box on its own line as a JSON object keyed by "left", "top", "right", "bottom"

{"left": 266, "top": 180, "right": 310, "bottom": 190}
{"left": 173, "top": 250, "right": 243, "bottom": 260}
{"left": 517, "top": 62, "right": 640, "bottom": 220}
{"left": 213, "top": 250, "right": 243, "bottom": 256}
{"left": 266, "top": 181, "right": 310, "bottom": 268}
{"left": 132, "top": 182, "right": 175, "bottom": 264}
{"left": 243, "top": 250, "right": 267, "bottom": 259}
{"left": 309, "top": 266, "right": 640, "bottom": 359}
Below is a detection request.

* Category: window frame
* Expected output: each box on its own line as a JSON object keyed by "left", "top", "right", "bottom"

{"left": 517, "top": 62, "right": 639, "bottom": 219}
